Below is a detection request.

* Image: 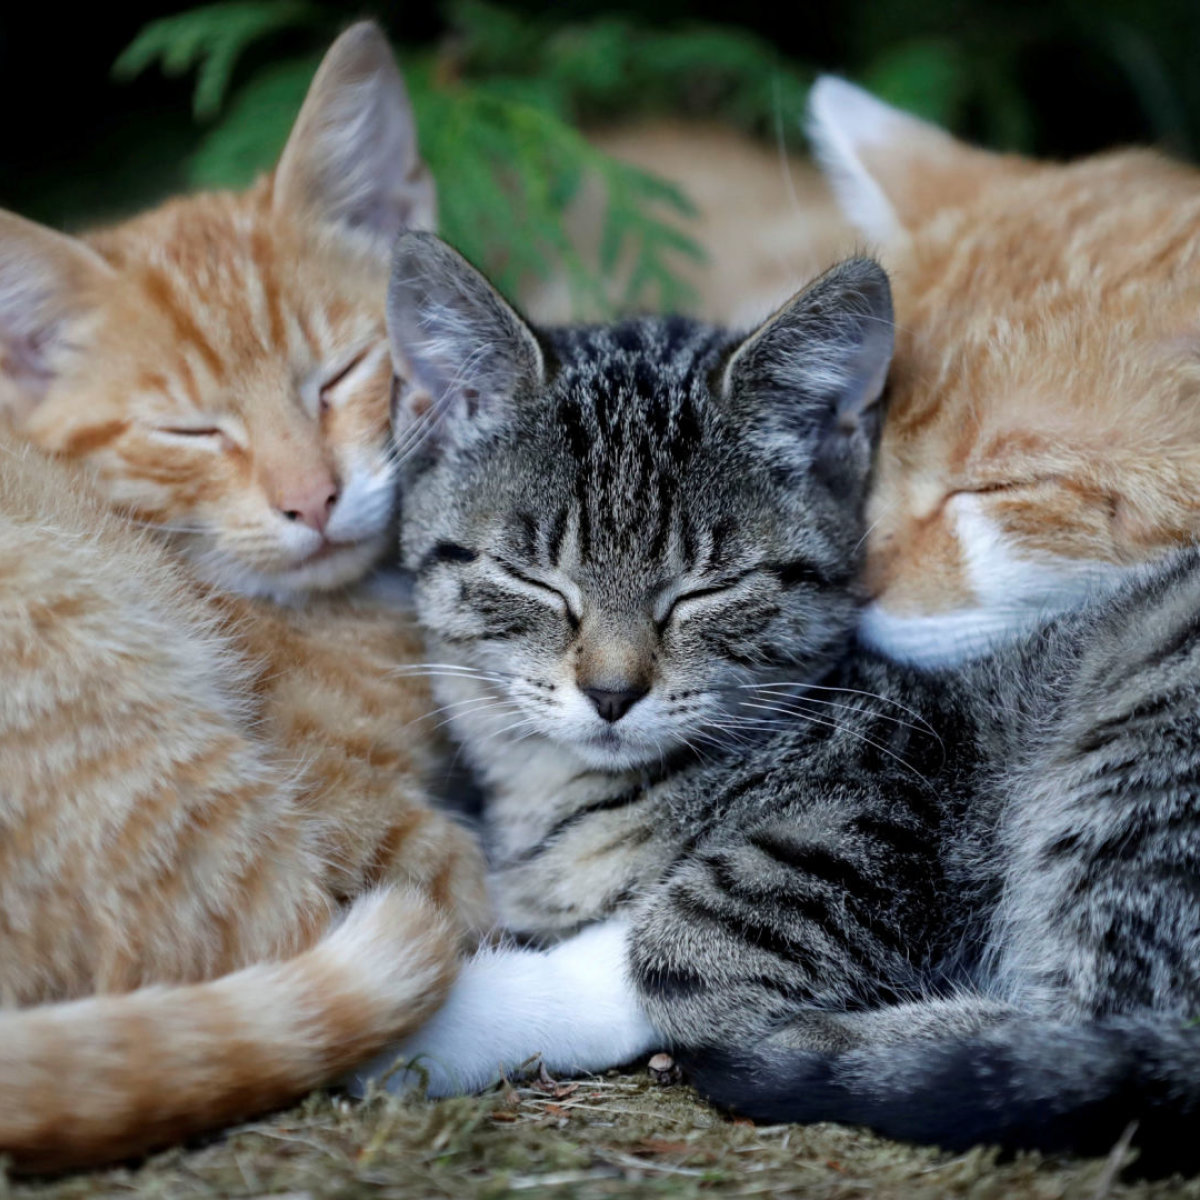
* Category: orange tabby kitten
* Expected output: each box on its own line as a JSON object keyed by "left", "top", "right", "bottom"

{"left": 0, "top": 24, "right": 490, "bottom": 1172}
{"left": 0, "top": 437, "right": 488, "bottom": 1172}
{"left": 807, "top": 79, "right": 1200, "bottom": 664}
{"left": 0, "top": 20, "right": 434, "bottom": 601}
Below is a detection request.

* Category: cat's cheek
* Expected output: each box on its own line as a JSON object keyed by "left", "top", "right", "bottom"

{"left": 412, "top": 575, "right": 488, "bottom": 645}
{"left": 859, "top": 498, "right": 1134, "bottom": 666}
{"left": 324, "top": 457, "right": 396, "bottom": 544}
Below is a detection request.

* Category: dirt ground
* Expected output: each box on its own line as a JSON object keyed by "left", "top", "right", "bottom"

{"left": 9, "top": 1069, "right": 1200, "bottom": 1200}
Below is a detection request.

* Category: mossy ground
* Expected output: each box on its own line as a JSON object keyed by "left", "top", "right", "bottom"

{"left": 9, "top": 1070, "right": 1200, "bottom": 1200}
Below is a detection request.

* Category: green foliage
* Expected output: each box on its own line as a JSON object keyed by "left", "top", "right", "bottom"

{"left": 407, "top": 69, "right": 703, "bottom": 311}
{"left": 859, "top": 40, "right": 969, "bottom": 128}
{"left": 186, "top": 55, "right": 317, "bottom": 184}
{"left": 446, "top": 1, "right": 814, "bottom": 142}
{"left": 113, "top": 1, "right": 326, "bottom": 119}
{"left": 117, "top": 0, "right": 1197, "bottom": 314}
{"left": 117, "top": 0, "right": 707, "bottom": 314}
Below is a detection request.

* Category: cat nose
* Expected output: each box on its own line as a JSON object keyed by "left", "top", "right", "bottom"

{"left": 583, "top": 685, "right": 649, "bottom": 724}
{"left": 277, "top": 476, "right": 339, "bottom": 534}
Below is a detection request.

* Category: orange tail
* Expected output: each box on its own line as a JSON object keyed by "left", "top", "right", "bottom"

{"left": 0, "top": 888, "right": 456, "bottom": 1173}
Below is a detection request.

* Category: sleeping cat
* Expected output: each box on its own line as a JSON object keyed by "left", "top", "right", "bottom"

{"left": 0, "top": 26, "right": 491, "bottom": 1172}
{"left": 0, "top": 20, "right": 434, "bottom": 601}
{"left": 365, "top": 231, "right": 1200, "bottom": 1177}
{"left": 806, "top": 77, "right": 1200, "bottom": 666}
{"left": 0, "top": 436, "right": 489, "bottom": 1172}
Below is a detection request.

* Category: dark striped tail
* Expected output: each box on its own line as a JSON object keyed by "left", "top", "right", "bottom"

{"left": 685, "top": 1017, "right": 1200, "bottom": 1178}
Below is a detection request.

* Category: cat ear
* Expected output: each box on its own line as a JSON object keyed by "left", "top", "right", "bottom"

{"left": 273, "top": 21, "right": 436, "bottom": 249}
{"left": 806, "top": 76, "right": 1011, "bottom": 243}
{"left": 723, "top": 256, "right": 893, "bottom": 485}
{"left": 0, "top": 209, "right": 114, "bottom": 421}
{"left": 387, "top": 231, "right": 544, "bottom": 455}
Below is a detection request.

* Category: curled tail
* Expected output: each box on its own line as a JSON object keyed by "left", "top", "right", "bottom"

{"left": 0, "top": 888, "right": 457, "bottom": 1173}
{"left": 687, "top": 1016, "right": 1200, "bottom": 1178}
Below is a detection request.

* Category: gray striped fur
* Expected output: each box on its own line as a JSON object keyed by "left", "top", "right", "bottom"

{"left": 388, "top": 232, "right": 1200, "bottom": 1176}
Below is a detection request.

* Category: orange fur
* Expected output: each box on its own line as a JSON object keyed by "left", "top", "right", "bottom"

{"left": 521, "top": 119, "right": 854, "bottom": 326}
{"left": 0, "top": 20, "right": 434, "bottom": 602}
{"left": 808, "top": 80, "right": 1200, "bottom": 661}
{"left": 0, "top": 24, "right": 490, "bottom": 1172}
{"left": 0, "top": 438, "right": 489, "bottom": 1172}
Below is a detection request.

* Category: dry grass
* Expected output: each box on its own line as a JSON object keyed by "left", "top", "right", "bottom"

{"left": 8, "top": 1069, "right": 1200, "bottom": 1200}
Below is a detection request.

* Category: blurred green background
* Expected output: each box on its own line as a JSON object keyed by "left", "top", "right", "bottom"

{"left": 4, "top": 0, "right": 1198, "bottom": 308}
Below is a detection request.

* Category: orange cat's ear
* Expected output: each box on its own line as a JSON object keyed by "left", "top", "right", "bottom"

{"left": 806, "top": 77, "right": 1012, "bottom": 245}
{"left": 387, "top": 232, "right": 543, "bottom": 462}
{"left": 273, "top": 21, "right": 436, "bottom": 251}
{"left": 0, "top": 209, "right": 114, "bottom": 423}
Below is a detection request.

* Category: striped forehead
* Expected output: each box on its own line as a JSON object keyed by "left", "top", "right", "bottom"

{"left": 510, "top": 317, "right": 736, "bottom": 580}
{"left": 94, "top": 200, "right": 375, "bottom": 390}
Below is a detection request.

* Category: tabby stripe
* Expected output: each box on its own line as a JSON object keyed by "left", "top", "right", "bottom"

{"left": 419, "top": 541, "right": 478, "bottom": 571}
{"left": 546, "top": 506, "right": 569, "bottom": 567}
{"left": 479, "top": 623, "right": 539, "bottom": 641}
{"left": 1139, "top": 607, "right": 1200, "bottom": 671}
{"left": 669, "top": 887, "right": 828, "bottom": 981}
{"left": 1099, "top": 909, "right": 1191, "bottom": 996}
{"left": 783, "top": 890, "right": 910, "bottom": 982}
{"left": 765, "top": 558, "right": 846, "bottom": 591}
{"left": 583, "top": 823, "right": 655, "bottom": 862}
{"left": 698, "top": 853, "right": 894, "bottom": 982}
{"left": 1087, "top": 802, "right": 1200, "bottom": 866}
{"left": 636, "top": 960, "right": 707, "bottom": 1000}
{"left": 516, "top": 512, "right": 539, "bottom": 560}
{"left": 748, "top": 834, "right": 889, "bottom": 902}
{"left": 711, "top": 770, "right": 772, "bottom": 810}
{"left": 747, "top": 972, "right": 808, "bottom": 1003}
{"left": 508, "top": 784, "right": 646, "bottom": 865}
{"left": 851, "top": 815, "right": 931, "bottom": 859}
{"left": 1076, "top": 690, "right": 1181, "bottom": 753}
{"left": 707, "top": 516, "right": 736, "bottom": 574}
{"left": 863, "top": 776, "right": 943, "bottom": 828}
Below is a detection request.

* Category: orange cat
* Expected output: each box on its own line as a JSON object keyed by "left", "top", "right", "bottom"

{"left": 0, "top": 21, "right": 434, "bottom": 601}
{"left": 0, "top": 24, "right": 490, "bottom": 1172}
{"left": 0, "top": 437, "right": 488, "bottom": 1173}
{"left": 807, "top": 79, "right": 1200, "bottom": 664}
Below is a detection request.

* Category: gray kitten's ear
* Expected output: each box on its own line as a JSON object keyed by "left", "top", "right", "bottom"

{"left": 723, "top": 256, "right": 893, "bottom": 484}
{"left": 0, "top": 209, "right": 114, "bottom": 422}
{"left": 273, "top": 22, "right": 436, "bottom": 246}
{"left": 387, "top": 232, "right": 544, "bottom": 454}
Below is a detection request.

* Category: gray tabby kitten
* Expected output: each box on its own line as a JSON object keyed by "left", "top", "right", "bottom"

{"left": 375, "top": 231, "right": 1200, "bottom": 1177}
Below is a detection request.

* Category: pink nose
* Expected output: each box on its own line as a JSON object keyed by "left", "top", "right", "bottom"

{"left": 277, "top": 476, "right": 339, "bottom": 534}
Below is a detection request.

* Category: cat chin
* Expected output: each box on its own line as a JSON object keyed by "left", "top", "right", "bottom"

{"left": 561, "top": 730, "right": 676, "bottom": 773}
{"left": 189, "top": 534, "right": 389, "bottom": 603}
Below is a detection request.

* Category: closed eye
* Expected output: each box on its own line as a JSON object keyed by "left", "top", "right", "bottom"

{"left": 496, "top": 561, "right": 580, "bottom": 629}
{"left": 153, "top": 425, "right": 225, "bottom": 443}
{"left": 953, "top": 474, "right": 1063, "bottom": 497}
{"left": 655, "top": 583, "right": 737, "bottom": 631}
{"left": 319, "top": 347, "right": 374, "bottom": 409}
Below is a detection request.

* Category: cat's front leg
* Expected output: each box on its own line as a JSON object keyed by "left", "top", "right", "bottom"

{"left": 629, "top": 762, "right": 953, "bottom": 1049}
{"left": 487, "top": 769, "right": 682, "bottom": 937}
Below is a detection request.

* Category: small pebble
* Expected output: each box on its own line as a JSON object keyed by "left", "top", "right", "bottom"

{"left": 648, "top": 1052, "right": 682, "bottom": 1086}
